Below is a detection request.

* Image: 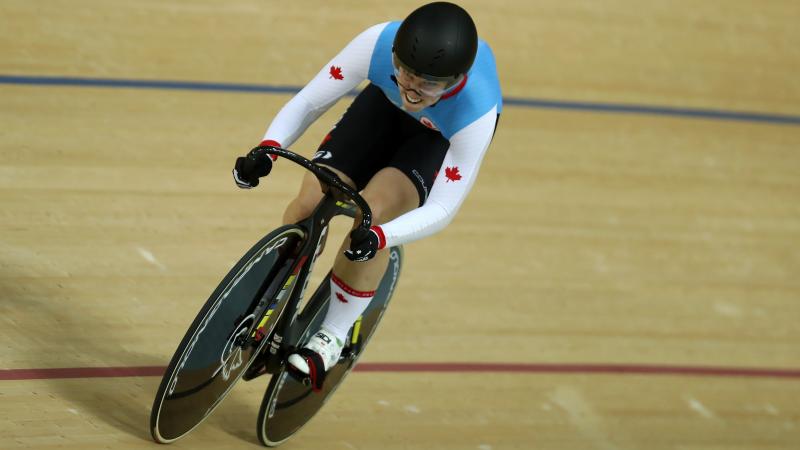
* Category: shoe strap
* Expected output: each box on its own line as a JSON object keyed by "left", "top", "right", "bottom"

{"left": 294, "top": 348, "right": 328, "bottom": 392}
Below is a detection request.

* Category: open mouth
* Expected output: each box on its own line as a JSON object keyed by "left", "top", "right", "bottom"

{"left": 404, "top": 91, "right": 422, "bottom": 105}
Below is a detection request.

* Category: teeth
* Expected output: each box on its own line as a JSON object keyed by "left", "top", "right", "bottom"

{"left": 404, "top": 92, "right": 422, "bottom": 104}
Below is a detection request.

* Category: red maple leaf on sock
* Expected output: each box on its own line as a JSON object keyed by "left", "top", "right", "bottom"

{"left": 329, "top": 66, "right": 344, "bottom": 80}
{"left": 444, "top": 166, "right": 462, "bottom": 182}
{"left": 335, "top": 292, "right": 348, "bottom": 303}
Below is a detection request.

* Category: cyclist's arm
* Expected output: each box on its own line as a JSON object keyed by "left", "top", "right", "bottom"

{"left": 378, "top": 106, "right": 500, "bottom": 248}
{"left": 261, "top": 23, "right": 388, "bottom": 147}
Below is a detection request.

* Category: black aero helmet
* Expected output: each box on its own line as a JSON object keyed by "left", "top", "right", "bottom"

{"left": 393, "top": 2, "right": 478, "bottom": 82}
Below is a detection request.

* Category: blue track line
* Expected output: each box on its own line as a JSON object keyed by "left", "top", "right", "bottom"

{"left": 2, "top": 74, "right": 799, "bottom": 126}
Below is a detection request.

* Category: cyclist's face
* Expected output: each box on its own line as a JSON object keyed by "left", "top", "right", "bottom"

{"left": 394, "top": 61, "right": 448, "bottom": 112}
{"left": 394, "top": 67, "right": 449, "bottom": 112}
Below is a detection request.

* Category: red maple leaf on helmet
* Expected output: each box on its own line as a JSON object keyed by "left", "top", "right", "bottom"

{"left": 329, "top": 66, "right": 344, "bottom": 80}
{"left": 336, "top": 292, "right": 348, "bottom": 303}
{"left": 444, "top": 166, "right": 462, "bottom": 182}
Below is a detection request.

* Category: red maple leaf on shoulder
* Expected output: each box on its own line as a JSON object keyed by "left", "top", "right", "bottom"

{"left": 444, "top": 166, "right": 462, "bottom": 182}
{"left": 336, "top": 292, "right": 348, "bottom": 303}
{"left": 329, "top": 66, "right": 344, "bottom": 80}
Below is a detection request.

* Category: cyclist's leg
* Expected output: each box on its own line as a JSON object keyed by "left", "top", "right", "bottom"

{"left": 318, "top": 128, "right": 448, "bottom": 346}
{"left": 287, "top": 168, "right": 418, "bottom": 382}
{"left": 330, "top": 167, "right": 418, "bottom": 290}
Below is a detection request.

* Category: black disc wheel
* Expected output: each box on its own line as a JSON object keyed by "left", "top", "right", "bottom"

{"left": 256, "top": 246, "right": 403, "bottom": 447}
{"left": 150, "top": 226, "right": 305, "bottom": 443}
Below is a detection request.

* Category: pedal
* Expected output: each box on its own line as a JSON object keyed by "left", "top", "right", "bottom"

{"left": 341, "top": 349, "right": 358, "bottom": 361}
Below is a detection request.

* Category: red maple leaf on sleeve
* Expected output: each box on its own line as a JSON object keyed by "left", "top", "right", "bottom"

{"left": 335, "top": 292, "right": 348, "bottom": 303}
{"left": 329, "top": 66, "right": 344, "bottom": 80}
{"left": 444, "top": 166, "right": 462, "bottom": 182}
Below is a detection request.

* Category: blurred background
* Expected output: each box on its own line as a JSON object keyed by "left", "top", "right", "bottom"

{"left": 1, "top": 1, "right": 798, "bottom": 448}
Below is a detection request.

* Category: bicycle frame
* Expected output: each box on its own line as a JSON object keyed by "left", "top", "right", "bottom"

{"left": 251, "top": 146, "right": 371, "bottom": 375}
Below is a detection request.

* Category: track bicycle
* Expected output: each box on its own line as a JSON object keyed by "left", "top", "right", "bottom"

{"left": 149, "top": 146, "right": 403, "bottom": 446}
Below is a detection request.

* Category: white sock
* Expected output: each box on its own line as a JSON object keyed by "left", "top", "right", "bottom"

{"left": 321, "top": 272, "right": 374, "bottom": 342}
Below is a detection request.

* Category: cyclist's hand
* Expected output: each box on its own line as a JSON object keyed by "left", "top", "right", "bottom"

{"left": 233, "top": 147, "right": 273, "bottom": 189}
{"left": 344, "top": 226, "right": 384, "bottom": 262}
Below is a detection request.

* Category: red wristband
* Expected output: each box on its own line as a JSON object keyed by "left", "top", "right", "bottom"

{"left": 260, "top": 139, "right": 281, "bottom": 161}
{"left": 371, "top": 226, "right": 387, "bottom": 250}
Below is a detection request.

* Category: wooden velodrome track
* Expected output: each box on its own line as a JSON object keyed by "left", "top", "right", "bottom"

{"left": 1, "top": 0, "right": 798, "bottom": 448}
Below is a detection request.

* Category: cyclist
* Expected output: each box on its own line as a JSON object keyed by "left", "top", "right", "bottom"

{"left": 233, "top": 2, "right": 502, "bottom": 388}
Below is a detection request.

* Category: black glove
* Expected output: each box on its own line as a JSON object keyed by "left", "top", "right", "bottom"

{"left": 233, "top": 147, "right": 273, "bottom": 189}
{"left": 344, "top": 226, "right": 383, "bottom": 262}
